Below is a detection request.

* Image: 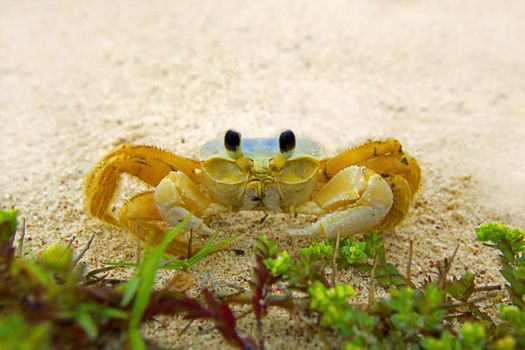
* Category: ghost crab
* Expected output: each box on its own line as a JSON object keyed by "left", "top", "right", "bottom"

{"left": 85, "top": 130, "right": 420, "bottom": 256}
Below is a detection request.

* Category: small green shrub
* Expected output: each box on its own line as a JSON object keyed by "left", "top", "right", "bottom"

{"left": 0, "top": 209, "right": 243, "bottom": 349}
{"left": 3, "top": 205, "right": 525, "bottom": 350}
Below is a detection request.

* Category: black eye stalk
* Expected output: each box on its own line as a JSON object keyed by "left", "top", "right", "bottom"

{"left": 224, "top": 129, "right": 253, "bottom": 169}
{"left": 279, "top": 130, "right": 296, "bottom": 159}
{"left": 224, "top": 129, "right": 242, "bottom": 159}
{"left": 271, "top": 129, "right": 296, "bottom": 169}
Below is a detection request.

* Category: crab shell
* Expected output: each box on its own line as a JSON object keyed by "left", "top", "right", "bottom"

{"left": 199, "top": 137, "right": 322, "bottom": 209}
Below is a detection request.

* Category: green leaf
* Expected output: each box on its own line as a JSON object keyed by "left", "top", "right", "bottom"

{"left": 121, "top": 276, "right": 141, "bottom": 307}
{"left": 498, "top": 241, "right": 518, "bottom": 265}
{"left": 182, "top": 230, "right": 237, "bottom": 268}
{"left": 0, "top": 314, "right": 50, "bottom": 350}
{"left": 364, "top": 232, "right": 385, "bottom": 261}
{"left": 255, "top": 235, "right": 280, "bottom": 258}
{"left": 422, "top": 331, "right": 456, "bottom": 350}
{"left": 308, "top": 281, "right": 356, "bottom": 329}
{"left": 264, "top": 251, "right": 292, "bottom": 275}
{"left": 129, "top": 327, "right": 146, "bottom": 350}
{"left": 18, "top": 260, "right": 54, "bottom": 287}
{"left": 39, "top": 244, "right": 73, "bottom": 273}
{"left": 459, "top": 322, "right": 485, "bottom": 349}
{"left": 76, "top": 309, "right": 98, "bottom": 338}
{"left": 0, "top": 208, "right": 18, "bottom": 245}
{"left": 300, "top": 241, "right": 334, "bottom": 260}
{"left": 340, "top": 239, "right": 368, "bottom": 265}
{"left": 446, "top": 272, "right": 476, "bottom": 302}
{"left": 476, "top": 222, "right": 525, "bottom": 254}
{"left": 89, "top": 305, "right": 129, "bottom": 319}
{"left": 128, "top": 215, "right": 190, "bottom": 349}
{"left": 375, "top": 263, "right": 414, "bottom": 288}
{"left": 108, "top": 230, "right": 236, "bottom": 271}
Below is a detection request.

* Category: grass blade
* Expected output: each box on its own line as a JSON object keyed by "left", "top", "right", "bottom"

{"left": 128, "top": 215, "right": 191, "bottom": 349}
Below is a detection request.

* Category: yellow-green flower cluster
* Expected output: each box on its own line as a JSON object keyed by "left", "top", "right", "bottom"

{"left": 340, "top": 240, "right": 367, "bottom": 265}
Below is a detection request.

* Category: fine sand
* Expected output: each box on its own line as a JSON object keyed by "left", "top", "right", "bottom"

{"left": 1, "top": 1, "right": 525, "bottom": 348}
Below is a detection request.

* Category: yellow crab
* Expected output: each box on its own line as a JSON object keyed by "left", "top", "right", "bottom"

{"left": 85, "top": 130, "right": 420, "bottom": 256}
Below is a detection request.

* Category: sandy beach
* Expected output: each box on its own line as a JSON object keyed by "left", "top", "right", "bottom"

{"left": 1, "top": 0, "right": 525, "bottom": 348}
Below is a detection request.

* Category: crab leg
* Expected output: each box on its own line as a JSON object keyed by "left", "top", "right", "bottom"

{"left": 322, "top": 138, "right": 403, "bottom": 178}
{"left": 289, "top": 166, "right": 393, "bottom": 239}
{"left": 317, "top": 138, "right": 421, "bottom": 232}
{"left": 117, "top": 191, "right": 198, "bottom": 257}
{"left": 378, "top": 174, "right": 413, "bottom": 230}
{"left": 357, "top": 154, "right": 421, "bottom": 193}
{"left": 154, "top": 171, "right": 230, "bottom": 234}
{"left": 85, "top": 144, "right": 200, "bottom": 225}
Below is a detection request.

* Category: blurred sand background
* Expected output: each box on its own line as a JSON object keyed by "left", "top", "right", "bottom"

{"left": 1, "top": 0, "right": 525, "bottom": 348}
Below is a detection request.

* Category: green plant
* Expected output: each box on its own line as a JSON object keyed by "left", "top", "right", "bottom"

{"left": 106, "top": 229, "right": 237, "bottom": 271}
{"left": 477, "top": 223, "right": 525, "bottom": 348}
{"left": 5, "top": 204, "right": 525, "bottom": 350}
{"left": 476, "top": 223, "right": 525, "bottom": 309}
{"left": 0, "top": 209, "right": 247, "bottom": 349}
{"left": 300, "top": 240, "right": 334, "bottom": 260}
{"left": 257, "top": 224, "right": 525, "bottom": 349}
{"left": 308, "top": 281, "right": 359, "bottom": 333}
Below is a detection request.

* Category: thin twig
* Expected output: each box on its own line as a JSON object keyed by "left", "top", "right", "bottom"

{"left": 200, "top": 271, "right": 209, "bottom": 289}
{"left": 442, "top": 291, "right": 501, "bottom": 309}
{"left": 16, "top": 217, "right": 26, "bottom": 257}
{"left": 159, "top": 260, "right": 175, "bottom": 269}
{"left": 331, "top": 231, "right": 341, "bottom": 287}
{"left": 90, "top": 274, "right": 110, "bottom": 285}
{"left": 216, "top": 289, "right": 247, "bottom": 299}
{"left": 85, "top": 266, "right": 120, "bottom": 285}
{"left": 9, "top": 216, "right": 18, "bottom": 248}
{"left": 407, "top": 240, "right": 413, "bottom": 284}
{"left": 209, "top": 272, "right": 220, "bottom": 293}
{"left": 438, "top": 244, "right": 460, "bottom": 289}
{"left": 216, "top": 282, "right": 247, "bottom": 298}
{"left": 235, "top": 308, "right": 253, "bottom": 321}
{"left": 201, "top": 308, "right": 253, "bottom": 334}
{"left": 67, "top": 235, "right": 76, "bottom": 248}
{"left": 90, "top": 278, "right": 127, "bottom": 286}
{"left": 259, "top": 212, "right": 269, "bottom": 224}
{"left": 448, "top": 244, "right": 460, "bottom": 273}
{"left": 443, "top": 313, "right": 474, "bottom": 321}
{"left": 473, "top": 285, "right": 501, "bottom": 292}
{"left": 223, "top": 282, "right": 247, "bottom": 293}
{"left": 179, "top": 319, "right": 195, "bottom": 336}
{"left": 85, "top": 266, "right": 119, "bottom": 279}
{"left": 72, "top": 234, "right": 95, "bottom": 268}
{"left": 221, "top": 291, "right": 307, "bottom": 310}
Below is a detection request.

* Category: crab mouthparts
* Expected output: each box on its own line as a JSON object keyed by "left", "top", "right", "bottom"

{"left": 246, "top": 179, "right": 264, "bottom": 200}
{"left": 239, "top": 179, "right": 266, "bottom": 210}
{"left": 245, "top": 177, "right": 274, "bottom": 201}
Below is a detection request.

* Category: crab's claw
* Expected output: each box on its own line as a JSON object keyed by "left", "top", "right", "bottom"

{"left": 155, "top": 171, "right": 216, "bottom": 234}
{"left": 288, "top": 166, "right": 393, "bottom": 240}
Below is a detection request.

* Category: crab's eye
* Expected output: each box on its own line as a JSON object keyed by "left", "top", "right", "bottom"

{"left": 224, "top": 129, "right": 242, "bottom": 159}
{"left": 279, "top": 130, "right": 296, "bottom": 160}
